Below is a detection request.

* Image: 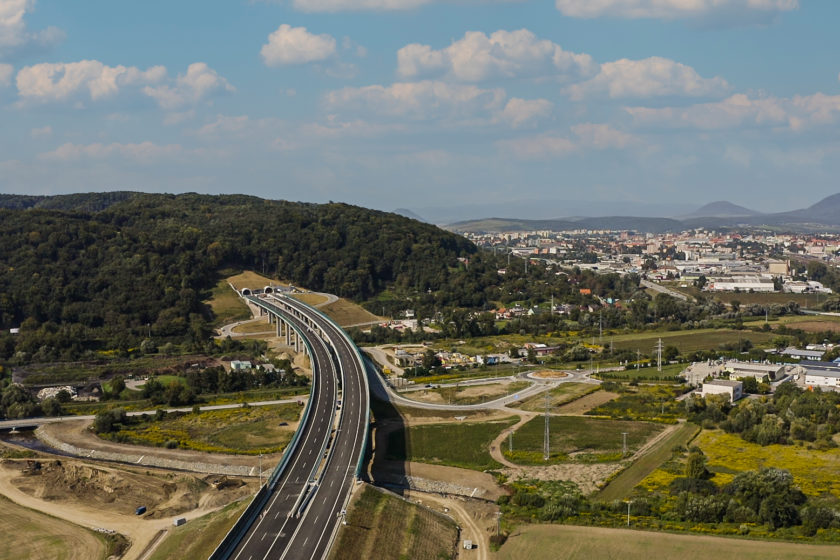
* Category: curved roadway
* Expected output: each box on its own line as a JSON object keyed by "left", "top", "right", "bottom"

{"left": 229, "top": 294, "right": 369, "bottom": 560}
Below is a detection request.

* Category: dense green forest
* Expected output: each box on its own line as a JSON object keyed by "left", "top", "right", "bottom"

{"left": 0, "top": 192, "right": 475, "bottom": 362}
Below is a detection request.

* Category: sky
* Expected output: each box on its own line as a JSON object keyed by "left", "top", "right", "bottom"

{"left": 0, "top": 0, "right": 839, "bottom": 220}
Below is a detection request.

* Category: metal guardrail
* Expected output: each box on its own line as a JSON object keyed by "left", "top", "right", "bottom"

{"left": 208, "top": 296, "right": 320, "bottom": 560}
{"left": 275, "top": 295, "right": 371, "bottom": 479}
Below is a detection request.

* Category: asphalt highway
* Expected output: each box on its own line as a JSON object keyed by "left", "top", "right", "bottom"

{"left": 231, "top": 300, "right": 339, "bottom": 560}
{"left": 231, "top": 295, "right": 368, "bottom": 560}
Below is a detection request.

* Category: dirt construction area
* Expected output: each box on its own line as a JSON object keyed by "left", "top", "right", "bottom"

{"left": 0, "top": 449, "right": 258, "bottom": 560}
{"left": 0, "top": 493, "right": 107, "bottom": 560}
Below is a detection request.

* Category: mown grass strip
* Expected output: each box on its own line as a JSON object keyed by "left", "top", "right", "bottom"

{"left": 596, "top": 422, "right": 700, "bottom": 502}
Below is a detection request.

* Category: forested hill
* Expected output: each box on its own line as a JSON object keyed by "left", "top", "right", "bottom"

{"left": 0, "top": 193, "right": 476, "bottom": 361}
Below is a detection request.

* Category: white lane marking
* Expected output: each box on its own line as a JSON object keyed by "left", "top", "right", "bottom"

{"left": 232, "top": 326, "right": 336, "bottom": 559}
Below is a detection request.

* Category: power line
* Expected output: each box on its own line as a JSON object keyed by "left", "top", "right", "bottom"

{"left": 544, "top": 391, "right": 550, "bottom": 461}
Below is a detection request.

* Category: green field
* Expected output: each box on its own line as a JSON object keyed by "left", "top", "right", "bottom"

{"left": 510, "top": 383, "right": 601, "bottom": 412}
{"left": 387, "top": 417, "right": 517, "bottom": 470}
{"left": 149, "top": 499, "right": 249, "bottom": 560}
{"left": 106, "top": 403, "right": 302, "bottom": 454}
{"left": 497, "top": 524, "right": 840, "bottom": 560}
{"left": 596, "top": 362, "right": 686, "bottom": 381}
{"left": 207, "top": 276, "right": 253, "bottom": 327}
{"left": 598, "top": 422, "right": 699, "bottom": 502}
{"left": 505, "top": 416, "right": 664, "bottom": 465}
{"left": 608, "top": 328, "right": 776, "bottom": 354}
{"left": 329, "top": 485, "right": 457, "bottom": 560}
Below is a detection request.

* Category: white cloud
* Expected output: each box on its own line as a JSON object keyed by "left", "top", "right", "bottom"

{"left": 39, "top": 141, "right": 185, "bottom": 163}
{"left": 261, "top": 24, "right": 336, "bottom": 66}
{"left": 626, "top": 92, "right": 840, "bottom": 130}
{"left": 0, "top": 0, "right": 64, "bottom": 56}
{"left": 324, "top": 80, "right": 506, "bottom": 120}
{"left": 29, "top": 124, "right": 50, "bottom": 138}
{"left": 397, "top": 29, "right": 594, "bottom": 82}
{"left": 500, "top": 98, "right": 553, "bottom": 128}
{"left": 0, "top": 62, "right": 11, "bottom": 86}
{"left": 571, "top": 123, "right": 638, "bottom": 149}
{"left": 16, "top": 60, "right": 165, "bottom": 103}
{"left": 567, "top": 56, "right": 729, "bottom": 100}
{"left": 290, "top": 0, "right": 498, "bottom": 12}
{"left": 143, "top": 63, "right": 234, "bottom": 109}
{"left": 555, "top": 0, "right": 798, "bottom": 21}
{"left": 498, "top": 134, "right": 577, "bottom": 159}
{"left": 499, "top": 123, "right": 640, "bottom": 159}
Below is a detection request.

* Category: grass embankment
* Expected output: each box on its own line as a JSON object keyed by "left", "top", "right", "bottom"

{"left": 598, "top": 422, "right": 700, "bottom": 502}
{"left": 230, "top": 319, "right": 273, "bottom": 334}
{"left": 148, "top": 499, "right": 250, "bottom": 560}
{"left": 208, "top": 277, "right": 253, "bottom": 327}
{"left": 105, "top": 404, "right": 302, "bottom": 455}
{"left": 290, "top": 292, "right": 328, "bottom": 306}
{"left": 329, "top": 485, "right": 458, "bottom": 560}
{"left": 0, "top": 494, "right": 111, "bottom": 560}
{"left": 510, "top": 383, "right": 600, "bottom": 412}
{"left": 226, "top": 271, "right": 282, "bottom": 292}
{"left": 388, "top": 417, "right": 518, "bottom": 470}
{"left": 497, "top": 524, "right": 840, "bottom": 560}
{"left": 504, "top": 416, "right": 664, "bottom": 466}
{"left": 319, "top": 298, "right": 382, "bottom": 327}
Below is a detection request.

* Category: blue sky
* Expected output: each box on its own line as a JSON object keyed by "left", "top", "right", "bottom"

{"left": 1, "top": 0, "right": 838, "bottom": 219}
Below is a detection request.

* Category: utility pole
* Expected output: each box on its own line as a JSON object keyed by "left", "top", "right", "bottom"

{"left": 622, "top": 432, "right": 628, "bottom": 455}
{"left": 655, "top": 338, "right": 663, "bottom": 372}
{"left": 636, "top": 349, "right": 641, "bottom": 371}
{"left": 598, "top": 312, "right": 604, "bottom": 344}
{"left": 544, "top": 391, "right": 550, "bottom": 461}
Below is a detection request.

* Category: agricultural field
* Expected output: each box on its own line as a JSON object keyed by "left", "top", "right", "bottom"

{"left": 595, "top": 362, "right": 686, "bottom": 381}
{"left": 608, "top": 328, "right": 776, "bottom": 354}
{"left": 148, "top": 499, "right": 249, "bottom": 560}
{"left": 207, "top": 277, "right": 252, "bottom": 327}
{"left": 0, "top": 495, "right": 110, "bottom": 560}
{"left": 510, "top": 383, "right": 602, "bottom": 412}
{"left": 403, "top": 381, "right": 530, "bottom": 406}
{"left": 387, "top": 417, "right": 517, "bottom": 470}
{"left": 774, "top": 314, "right": 840, "bottom": 333}
{"left": 105, "top": 403, "right": 302, "bottom": 455}
{"left": 496, "top": 524, "right": 840, "bottom": 560}
{"left": 329, "top": 485, "right": 458, "bottom": 560}
{"left": 504, "top": 416, "right": 665, "bottom": 465}
{"left": 587, "top": 384, "right": 686, "bottom": 422}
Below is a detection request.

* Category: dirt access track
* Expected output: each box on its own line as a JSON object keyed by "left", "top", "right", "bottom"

{"left": 0, "top": 451, "right": 257, "bottom": 560}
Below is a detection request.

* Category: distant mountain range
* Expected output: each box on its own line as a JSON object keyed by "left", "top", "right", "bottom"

{"left": 446, "top": 193, "right": 840, "bottom": 233}
{"left": 679, "top": 200, "right": 761, "bottom": 219}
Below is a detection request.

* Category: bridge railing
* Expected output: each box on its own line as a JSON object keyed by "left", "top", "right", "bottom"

{"left": 207, "top": 296, "right": 320, "bottom": 560}
{"left": 276, "top": 295, "right": 371, "bottom": 480}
